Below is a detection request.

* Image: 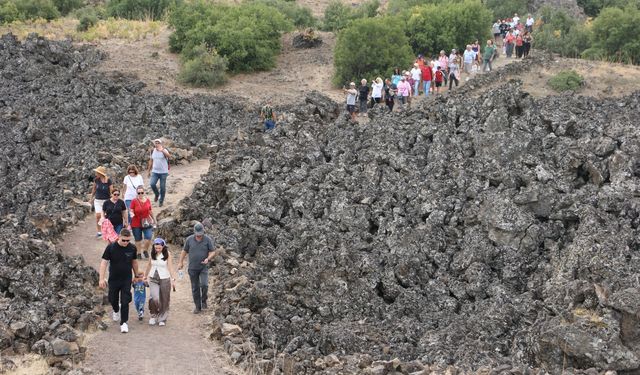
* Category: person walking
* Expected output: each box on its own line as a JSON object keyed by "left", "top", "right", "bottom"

{"left": 525, "top": 14, "right": 534, "bottom": 33}
{"left": 463, "top": 45, "right": 475, "bottom": 78}
{"left": 101, "top": 188, "right": 127, "bottom": 236}
{"left": 90, "top": 166, "right": 112, "bottom": 238}
{"left": 130, "top": 185, "right": 156, "bottom": 259}
{"left": 99, "top": 228, "right": 140, "bottom": 333}
{"left": 178, "top": 223, "right": 216, "bottom": 314}
{"left": 147, "top": 139, "right": 170, "bottom": 208}
{"left": 260, "top": 102, "right": 276, "bottom": 131}
{"left": 358, "top": 79, "right": 369, "bottom": 117}
{"left": 523, "top": 32, "right": 533, "bottom": 58}
{"left": 371, "top": 77, "right": 384, "bottom": 106}
{"left": 515, "top": 33, "right": 524, "bottom": 59}
{"left": 342, "top": 82, "right": 358, "bottom": 122}
{"left": 383, "top": 79, "right": 395, "bottom": 112}
{"left": 410, "top": 63, "right": 422, "bottom": 97}
{"left": 433, "top": 66, "right": 445, "bottom": 94}
{"left": 396, "top": 75, "right": 411, "bottom": 108}
{"left": 419, "top": 59, "right": 432, "bottom": 96}
{"left": 492, "top": 20, "right": 501, "bottom": 44}
{"left": 144, "top": 238, "right": 177, "bottom": 326}
{"left": 482, "top": 40, "right": 497, "bottom": 72}
{"left": 504, "top": 30, "right": 515, "bottom": 58}
{"left": 391, "top": 67, "right": 402, "bottom": 87}
{"left": 448, "top": 57, "right": 460, "bottom": 90}
{"left": 122, "top": 165, "right": 143, "bottom": 225}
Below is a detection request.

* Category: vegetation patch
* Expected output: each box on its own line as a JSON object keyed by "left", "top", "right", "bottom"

{"left": 321, "top": 0, "right": 379, "bottom": 31}
{"left": 548, "top": 70, "right": 585, "bottom": 92}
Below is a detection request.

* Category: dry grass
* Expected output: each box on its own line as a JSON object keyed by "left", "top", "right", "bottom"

{"left": 572, "top": 307, "right": 608, "bottom": 328}
{"left": 0, "top": 17, "right": 162, "bottom": 42}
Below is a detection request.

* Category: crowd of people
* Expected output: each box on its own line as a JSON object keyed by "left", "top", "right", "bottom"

{"left": 339, "top": 13, "right": 533, "bottom": 121}
{"left": 93, "top": 139, "right": 217, "bottom": 334}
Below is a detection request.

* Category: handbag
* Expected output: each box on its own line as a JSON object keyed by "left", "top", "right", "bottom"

{"left": 141, "top": 216, "right": 154, "bottom": 229}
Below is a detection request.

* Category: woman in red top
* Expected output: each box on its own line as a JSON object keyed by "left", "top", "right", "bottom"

{"left": 130, "top": 185, "right": 156, "bottom": 259}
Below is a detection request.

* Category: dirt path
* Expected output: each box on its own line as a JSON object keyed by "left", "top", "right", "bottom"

{"left": 58, "top": 159, "right": 241, "bottom": 375}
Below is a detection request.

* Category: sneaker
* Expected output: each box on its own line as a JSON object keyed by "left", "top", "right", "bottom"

{"left": 143, "top": 251, "right": 150, "bottom": 259}
{"left": 120, "top": 323, "right": 128, "bottom": 333}
{"left": 158, "top": 321, "right": 166, "bottom": 327}
{"left": 193, "top": 308, "right": 201, "bottom": 314}
{"left": 154, "top": 194, "right": 159, "bottom": 202}
{"left": 138, "top": 311, "right": 143, "bottom": 321}
{"left": 149, "top": 318, "right": 157, "bottom": 325}
{"left": 112, "top": 311, "right": 120, "bottom": 322}
{"left": 201, "top": 301, "right": 208, "bottom": 310}
{"left": 96, "top": 232, "right": 102, "bottom": 238}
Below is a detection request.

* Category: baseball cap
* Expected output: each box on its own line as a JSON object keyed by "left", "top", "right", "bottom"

{"left": 153, "top": 238, "right": 165, "bottom": 245}
{"left": 194, "top": 222, "right": 205, "bottom": 235}
{"left": 153, "top": 139, "right": 162, "bottom": 144}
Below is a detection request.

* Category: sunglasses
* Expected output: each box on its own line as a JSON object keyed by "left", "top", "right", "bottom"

{"left": 120, "top": 239, "right": 130, "bottom": 243}
{"left": 137, "top": 192, "right": 145, "bottom": 195}
{"left": 112, "top": 193, "right": 120, "bottom": 196}
{"left": 128, "top": 170, "right": 135, "bottom": 173}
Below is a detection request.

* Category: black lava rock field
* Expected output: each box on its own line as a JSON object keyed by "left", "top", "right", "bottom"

{"left": 3, "top": 33, "right": 640, "bottom": 375}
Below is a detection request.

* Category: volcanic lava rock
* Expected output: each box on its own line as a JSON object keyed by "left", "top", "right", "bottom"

{"left": 164, "top": 77, "right": 640, "bottom": 373}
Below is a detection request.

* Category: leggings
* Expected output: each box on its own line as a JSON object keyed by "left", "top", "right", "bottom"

{"left": 523, "top": 43, "right": 531, "bottom": 57}
{"left": 516, "top": 45, "right": 524, "bottom": 58}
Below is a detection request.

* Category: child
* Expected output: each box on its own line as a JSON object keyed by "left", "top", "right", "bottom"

{"left": 133, "top": 273, "right": 146, "bottom": 321}
{"left": 434, "top": 66, "right": 444, "bottom": 94}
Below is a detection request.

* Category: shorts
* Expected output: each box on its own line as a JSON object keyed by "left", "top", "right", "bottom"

{"left": 347, "top": 104, "right": 356, "bottom": 113}
{"left": 94, "top": 199, "right": 106, "bottom": 213}
{"left": 132, "top": 227, "right": 154, "bottom": 242}
{"left": 435, "top": 81, "right": 442, "bottom": 87}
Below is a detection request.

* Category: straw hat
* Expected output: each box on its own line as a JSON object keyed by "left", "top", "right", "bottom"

{"left": 94, "top": 166, "right": 108, "bottom": 176}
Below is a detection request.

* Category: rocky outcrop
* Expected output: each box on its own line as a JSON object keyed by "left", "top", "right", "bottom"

{"left": 163, "top": 75, "right": 640, "bottom": 373}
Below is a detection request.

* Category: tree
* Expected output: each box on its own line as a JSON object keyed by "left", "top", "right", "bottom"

{"left": 583, "top": 5, "right": 640, "bottom": 64}
{"left": 333, "top": 16, "right": 414, "bottom": 86}
{"left": 406, "top": 0, "right": 492, "bottom": 57}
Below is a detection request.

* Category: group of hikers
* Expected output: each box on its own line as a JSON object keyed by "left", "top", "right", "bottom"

{"left": 340, "top": 13, "right": 533, "bottom": 122}
{"left": 91, "top": 139, "right": 216, "bottom": 334}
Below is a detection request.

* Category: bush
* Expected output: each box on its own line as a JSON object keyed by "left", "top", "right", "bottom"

{"left": 485, "top": 0, "right": 528, "bottom": 19}
{"left": 333, "top": 16, "right": 414, "bottom": 86}
{"left": 178, "top": 45, "right": 228, "bottom": 87}
{"left": 252, "top": 0, "right": 315, "bottom": 27}
{"left": 583, "top": 5, "right": 640, "bottom": 64}
{"left": 52, "top": 0, "right": 82, "bottom": 15}
{"left": 169, "top": 1, "right": 292, "bottom": 73}
{"left": 548, "top": 70, "right": 584, "bottom": 92}
{"left": 11, "top": 0, "right": 60, "bottom": 20}
{"left": 0, "top": 1, "right": 19, "bottom": 23}
{"left": 106, "top": 0, "right": 179, "bottom": 20}
{"left": 577, "top": 0, "right": 638, "bottom": 17}
{"left": 75, "top": 6, "right": 99, "bottom": 31}
{"left": 406, "top": 0, "right": 492, "bottom": 56}
{"left": 533, "top": 7, "right": 593, "bottom": 58}
{"left": 322, "top": 0, "right": 379, "bottom": 31}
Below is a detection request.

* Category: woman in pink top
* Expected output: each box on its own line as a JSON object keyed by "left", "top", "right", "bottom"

{"left": 396, "top": 76, "right": 411, "bottom": 107}
{"left": 438, "top": 50, "right": 449, "bottom": 76}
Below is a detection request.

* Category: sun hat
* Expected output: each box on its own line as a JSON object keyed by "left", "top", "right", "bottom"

{"left": 153, "top": 139, "right": 162, "bottom": 144}
{"left": 94, "top": 166, "right": 107, "bottom": 176}
{"left": 153, "top": 238, "right": 166, "bottom": 246}
{"left": 194, "top": 222, "right": 205, "bottom": 235}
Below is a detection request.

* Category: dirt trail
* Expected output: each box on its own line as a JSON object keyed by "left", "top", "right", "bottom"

{"left": 58, "top": 159, "right": 241, "bottom": 375}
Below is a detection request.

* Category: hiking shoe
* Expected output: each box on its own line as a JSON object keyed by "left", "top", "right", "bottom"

{"left": 158, "top": 321, "right": 166, "bottom": 327}
{"left": 96, "top": 232, "right": 102, "bottom": 238}
{"left": 193, "top": 308, "right": 201, "bottom": 314}
{"left": 149, "top": 318, "right": 157, "bottom": 326}
{"left": 112, "top": 311, "right": 120, "bottom": 322}
{"left": 143, "top": 251, "right": 150, "bottom": 259}
{"left": 154, "top": 194, "right": 158, "bottom": 202}
{"left": 120, "top": 323, "right": 128, "bottom": 333}
{"left": 201, "top": 301, "right": 208, "bottom": 310}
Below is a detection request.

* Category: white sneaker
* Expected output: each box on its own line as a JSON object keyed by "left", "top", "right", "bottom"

{"left": 158, "top": 321, "right": 165, "bottom": 326}
{"left": 148, "top": 318, "right": 157, "bottom": 325}
{"left": 120, "top": 323, "right": 128, "bottom": 333}
{"left": 112, "top": 311, "right": 120, "bottom": 322}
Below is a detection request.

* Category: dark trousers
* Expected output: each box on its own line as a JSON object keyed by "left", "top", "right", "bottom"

{"left": 188, "top": 268, "right": 209, "bottom": 310}
{"left": 448, "top": 73, "right": 459, "bottom": 90}
{"left": 516, "top": 45, "right": 524, "bottom": 58}
{"left": 108, "top": 279, "right": 132, "bottom": 324}
{"left": 523, "top": 43, "right": 531, "bottom": 57}
{"left": 386, "top": 100, "right": 394, "bottom": 112}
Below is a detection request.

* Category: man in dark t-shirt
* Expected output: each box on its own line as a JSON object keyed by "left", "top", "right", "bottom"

{"left": 99, "top": 228, "right": 139, "bottom": 333}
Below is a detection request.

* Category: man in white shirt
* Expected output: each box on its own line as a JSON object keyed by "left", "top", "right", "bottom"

{"left": 513, "top": 13, "right": 520, "bottom": 25}
{"left": 343, "top": 82, "right": 358, "bottom": 122}
{"left": 410, "top": 63, "right": 422, "bottom": 96}
{"left": 525, "top": 14, "right": 534, "bottom": 32}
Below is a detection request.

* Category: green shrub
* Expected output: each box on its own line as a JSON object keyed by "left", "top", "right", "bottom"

{"left": 333, "top": 16, "right": 414, "bottom": 86}
{"left": 106, "top": 0, "right": 179, "bottom": 20}
{"left": 10, "top": 0, "right": 60, "bottom": 20}
{"left": 577, "top": 0, "right": 638, "bottom": 17}
{"left": 75, "top": 6, "right": 98, "bottom": 31}
{"left": 406, "top": 0, "right": 492, "bottom": 56}
{"left": 583, "top": 5, "right": 640, "bottom": 64}
{"left": 52, "top": 0, "right": 83, "bottom": 15}
{"left": 322, "top": 0, "right": 353, "bottom": 31}
{"left": 178, "top": 45, "right": 228, "bottom": 87}
{"left": 485, "top": 0, "right": 528, "bottom": 19}
{"left": 169, "top": 1, "right": 292, "bottom": 73}
{"left": 0, "top": 1, "right": 19, "bottom": 23}
{"left": 251, "top": 0, "right": 315, "bottom": 27}
{"left": 533, "top": 7, "right": 593, "bottom": 58}
{"left": 548, "top": 70, "right": 584, "bottom": 92}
